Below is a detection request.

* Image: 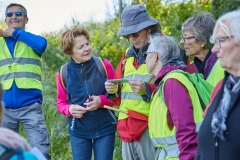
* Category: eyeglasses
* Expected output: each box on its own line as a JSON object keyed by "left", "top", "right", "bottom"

{"left": 6, "top": 11, "right": 22, "bottom": 17}
{"left": 143, "top": 51, "right": 155, "bottom": 59}
{"left": 215, "top": 35, "right": 234, "bottom": 48}
{"left": 124, "top": 32, "right": 140, "bottom": 39}
{"left": 181, "top": 36, "right": 195, "bottom": 43}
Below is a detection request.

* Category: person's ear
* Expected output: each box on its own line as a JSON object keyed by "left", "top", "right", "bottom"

{"left": 24, "top": 17, "right": 29, "bottom": 24}
{"left": 153, "top": 52, "right": 158, "bottom": 63}
{"left": 147, "top": 28, "right": 151, "bottom": 34}
{"left": 200, "top": 42, "right": 207, "bottom": 48}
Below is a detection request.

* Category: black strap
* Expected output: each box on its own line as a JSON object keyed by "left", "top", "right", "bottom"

{"left": 54, "top": 117, "right": 69, "bottom": 136}
{"left": 93, "top": 56, "right": 107, "bottom": 78}
{"left": 61, "top": 63, "right": 68, "bottom": 89}
{"left": 61, "top": 63, "right": 69, "bottom": 100}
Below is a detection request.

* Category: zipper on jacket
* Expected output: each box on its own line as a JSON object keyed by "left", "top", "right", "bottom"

{"left": 108, "top": 110, "right": 117, "bottom": 123}
{"left": 81, "top": 64, "right": 91, "bottom": 97}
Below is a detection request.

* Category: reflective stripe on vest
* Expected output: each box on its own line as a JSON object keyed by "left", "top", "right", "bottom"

{"left": 118, "top": 56, "right": 154, "bottom": 120}
{"left": 155, "top": 144, "right": 179, "bottom": 160}
{"left": 0, "top": 72, "right": 41, "bottom": 82}
{"left": 0, "top": 38, "right": 42, "bottom": 90}
{"left": 151, "top": 122, "right": 202, "bottom": 146}
{"left": 121, "top": 92, "right": 143, "bottom": 100}
{"left": 0, "top": 58, "right": 41, "bottom": 66}
{"left": 149, "top": 72, "right": 204, "bottom": 159}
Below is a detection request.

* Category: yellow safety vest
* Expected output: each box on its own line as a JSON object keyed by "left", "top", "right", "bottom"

{"left": 206, "top": 60, "right": 225, "bottom": 87}
{"left": 118, "top": 56, "right": 154, "bottom": 120}
{"left": 0, "top": 38, "right": 42, "bottom": 91}
{"left": 149, "top": 71, "right": 204, "bottom": 160}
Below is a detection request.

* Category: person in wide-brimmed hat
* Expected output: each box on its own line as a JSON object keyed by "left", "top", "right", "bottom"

{"left": 117, "top": 4, "right": 160, "bottom": 36}
{"left": 105, "top": 4, "right": 161, "bottom": 160}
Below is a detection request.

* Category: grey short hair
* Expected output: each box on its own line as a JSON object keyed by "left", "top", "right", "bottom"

{"left": 5, "top": 3, "right": 28, "bottom": 18}
{"left": 148, "top": 35, "right": 180, "bottom": 66}
{"left": 182, "top": 11, "right": 216, "bottom": 49}
{"left": 210, "top": 10, "right": 240, "bottom": 44}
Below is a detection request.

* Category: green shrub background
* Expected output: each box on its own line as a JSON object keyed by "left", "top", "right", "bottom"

{"left": 1, "top": 0, "right": 239, "bottom": 159}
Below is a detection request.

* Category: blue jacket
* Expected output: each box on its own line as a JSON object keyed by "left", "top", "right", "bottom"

{"left": 2, "top": 29, "right": 47, "bottom": 109}
{"left": 66, "top": 58, "right": 117, "bottom": 138}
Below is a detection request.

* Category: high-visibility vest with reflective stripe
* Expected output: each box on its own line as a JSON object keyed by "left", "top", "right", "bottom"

{"left": 0, "top": 38, "right": 42, "bottom": 91}
{"left": 118, "top": 57, "right": 154, "bottom": 120}
{"left": 149, "top": 72, "right": 204, "bottom": 159}
{"left": 206, "top": 60, "right": 225, "bottom": 87}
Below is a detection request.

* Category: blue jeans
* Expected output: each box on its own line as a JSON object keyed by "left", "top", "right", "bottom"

{"left": 70, "top": 133, "right": 115, "bottom": 160}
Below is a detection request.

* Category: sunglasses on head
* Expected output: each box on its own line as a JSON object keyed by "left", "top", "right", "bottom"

{"left": 6, "top": 11, "right": 22, "bottom": 17}
{"left": 124, "top": 32, "right": 140, "bottom": 39}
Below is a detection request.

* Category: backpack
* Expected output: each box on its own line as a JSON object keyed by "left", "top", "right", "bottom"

{"left": 0, "top": 144, "right": 18, "bottom": 160}
{"left": 0, "top": 144, "right": 38, "bottom": 160}
{"left": 55, "top": 56, "right": 107, "bottom": 136}
{"left": 160, "top": 70, "right": 214, "bottom": 111}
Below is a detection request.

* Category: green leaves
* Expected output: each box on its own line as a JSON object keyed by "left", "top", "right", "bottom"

{"left": 146, "top": 0, "right": 211, "bottom": 42}
{"left": 212, "top": 0, "right": 240, "bottom": 18}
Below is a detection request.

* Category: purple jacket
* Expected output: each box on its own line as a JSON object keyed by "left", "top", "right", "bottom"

{"left": 154, "top": 64, "right": 198, "bottom": 160}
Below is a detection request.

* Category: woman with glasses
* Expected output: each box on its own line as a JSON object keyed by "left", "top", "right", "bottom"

{"left": 105, "top": 4, "right": 161, "bottom": 160}
{"left": 56, "top": 28, "right": 116, "bottom": 160}
{"left": 195, "top": 10, "right": 240, "bottom": 160}
{"left": 146, "top": 35, "right": 204, "bottom": 160}
{"left": 180, "top": 12, "right": 224, "bottom": 87}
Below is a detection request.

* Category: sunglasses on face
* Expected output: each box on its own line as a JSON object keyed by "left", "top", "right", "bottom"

{"left": 6, "top": 11, "right": 22, "bottom": 17}
{"left": 124, "top": 32, "right": 140, "bottom": 39}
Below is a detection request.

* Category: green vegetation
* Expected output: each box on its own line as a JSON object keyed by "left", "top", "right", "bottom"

{"left": 1, "top": 0, "right": 239, "bottom": 159}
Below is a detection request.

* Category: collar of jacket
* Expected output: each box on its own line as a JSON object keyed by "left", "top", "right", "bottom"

{"left": 126, "top": 43, "right": 149, "bottom": 64}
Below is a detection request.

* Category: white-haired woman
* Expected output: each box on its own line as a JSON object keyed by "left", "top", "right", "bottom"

{"left": 180, "top": 12, "right": 225, "bottom": 87}
{"left": 146, "top": 35, "right": 204, "bottom": 160}
{"left": 195, "top": 10, "right": 240, "bottom": 160}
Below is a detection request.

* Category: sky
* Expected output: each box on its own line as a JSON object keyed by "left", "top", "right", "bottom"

{"left": 0, "top": 0, "right": 123, "bottom": 35}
